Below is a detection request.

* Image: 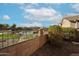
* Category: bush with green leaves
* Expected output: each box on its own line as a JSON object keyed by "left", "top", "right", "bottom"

{"left": 62, "top": 28, "right": 77, "bottom": 41}
{"left": 48, "top": 25, "right": 64, "bottom": 47}
{"left": 48, "top": 25, "right": 78, "bottom": 47}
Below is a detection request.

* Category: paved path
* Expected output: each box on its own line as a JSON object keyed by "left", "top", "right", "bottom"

{"left": 72, "top": 42, "right": 79, "bottom": 44}
{"left": 71, "top": 41, "right": 79, "bottom": 56}
{"left": 71, "top": 53, "right": 79, "bottom": 56}
{"left": 32, "top": 43, "right": 70, "bottom": 56}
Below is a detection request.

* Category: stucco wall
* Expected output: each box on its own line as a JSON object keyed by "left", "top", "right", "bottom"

{"left": 61, "top": 19, "right": 71, "bottom": 28}
{"left": 71, "top": 22, "right": 75, "bottom": 28}
{"left": 75, "top": 22, "right": 79, "bottom": 29}
{"left": 0, "top": 35, "right": 47, "bottom": 56}
{"left": 61, "top": 19, "right": 79, "bottom": 29}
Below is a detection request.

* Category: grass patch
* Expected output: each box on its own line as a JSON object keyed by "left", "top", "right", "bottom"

{"left": 0, "top": 34, "right": 20, "bottom": 39}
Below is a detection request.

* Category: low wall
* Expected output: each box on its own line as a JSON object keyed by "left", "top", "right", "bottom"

{"left": 0, "top": 35, "right": 47, "bottom": 56}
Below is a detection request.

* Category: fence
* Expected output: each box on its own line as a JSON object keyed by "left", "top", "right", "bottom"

{"left": 0, "top": 30, "right": 38, "bottom": 49}
{"left": 0, "top": 29, "right": 48, "bottom": 56}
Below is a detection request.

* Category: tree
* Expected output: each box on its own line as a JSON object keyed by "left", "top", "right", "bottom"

{"left": 11, "top": 24, "right": 16, "bottom": 30}
{"left": 4, "top": 24, "right": 9, "bottom": 30}
{"left": 0, "top": 24, "right": 4, "bottom": 30}
{"left": 0, "top": 24, "right": 9, "bottom": 30}
{"left": 10, "top": 24, "right": 16, "bottom": 34}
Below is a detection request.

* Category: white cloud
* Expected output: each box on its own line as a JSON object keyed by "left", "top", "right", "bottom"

{"left": 19, "top": 22, "right": 42, "bottom": 27}
{"left": 19, "top": 4, "right": 62, "bottom": 26}
{"left": 71, "top": 4, "right": 79, "bottom": 12}
{"left": 25, "top": 8, "right": 56, "bottom": 17}
{"left": 19, "top": 3, "right": 40, "bottom": 10}
{"left": 3, "top": 15, "right": 10, "bottom": 20}
{"left": 23, "top": 8, "right": 62, "bottom": 22}
{"left": 19, "top": 3, "right": 62, "bottom": 9}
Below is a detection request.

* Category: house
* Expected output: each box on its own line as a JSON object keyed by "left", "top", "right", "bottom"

{"left": 61, "top": 15, "right": 79, "bottom": 30}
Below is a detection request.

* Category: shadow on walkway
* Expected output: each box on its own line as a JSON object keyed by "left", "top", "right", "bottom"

{"left": 31, "top": 42, "right": 71, "bottom": 56}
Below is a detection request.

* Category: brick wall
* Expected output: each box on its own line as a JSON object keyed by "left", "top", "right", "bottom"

{"left": 0, "top": 35, "right": 47, "bottom": 56}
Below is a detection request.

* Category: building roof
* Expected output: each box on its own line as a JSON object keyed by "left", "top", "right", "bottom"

{"left": 63, "top": 15, "right": 79, "bottom": 22}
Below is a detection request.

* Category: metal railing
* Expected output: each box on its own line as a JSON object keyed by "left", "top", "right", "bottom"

{"left": 0, "top": 30, "right": 38, "bottom": 49}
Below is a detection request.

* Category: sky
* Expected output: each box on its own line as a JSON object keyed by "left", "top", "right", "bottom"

{"left": 0, "top": 3, "right": 79, "bottom": 27}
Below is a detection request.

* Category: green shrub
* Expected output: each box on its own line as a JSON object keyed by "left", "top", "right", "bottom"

{"left": 48, "top": 25, "right": 64, "bottom": 48}
{"left": 62, "top": 28, "right": 77, "bottom": 41}
{"left": 48, "top": 25, "right": 77, "bottom": 47}
{"left": 48, "top": 25, "right": 62, "bottom": 33}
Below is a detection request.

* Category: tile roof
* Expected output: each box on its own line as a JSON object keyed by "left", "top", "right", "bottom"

{"left": 63, "top": 15, "right": 79, "bottom": 22}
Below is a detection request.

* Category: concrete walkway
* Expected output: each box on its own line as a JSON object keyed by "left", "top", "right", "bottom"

{"left": 72, "top": 42, "right": 79, "bottom": 44}
{"left": 32, "top": 43, "right": 70, "bottom": 56}
{"left": 71, "top": 53, "right": 79, "bottom": 56}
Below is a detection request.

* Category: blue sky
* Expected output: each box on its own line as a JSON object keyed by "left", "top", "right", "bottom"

{"left": 0, "top": 3, "right": 79, "bottom": 27}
